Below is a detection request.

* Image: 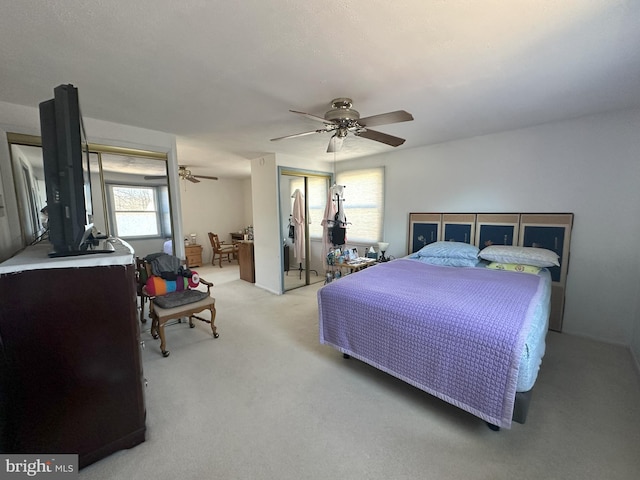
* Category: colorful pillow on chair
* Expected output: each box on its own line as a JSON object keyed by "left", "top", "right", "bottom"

{"left": 145, "top": 275, "right": 189, "bottom": 296}
{"left": 145, "top": 270, "right": 200, "bottom": 296}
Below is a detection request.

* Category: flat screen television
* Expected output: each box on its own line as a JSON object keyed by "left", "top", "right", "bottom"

{"left": 39, "top": 84, "right": 112, "bottom": 257}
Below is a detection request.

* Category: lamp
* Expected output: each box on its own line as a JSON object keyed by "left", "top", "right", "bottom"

{"left": 377, "top": 242, "right": 390, "bottom": 262}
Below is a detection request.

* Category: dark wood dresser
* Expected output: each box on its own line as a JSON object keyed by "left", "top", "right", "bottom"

{"left": 0, "top": 240, "right": 146, "bottom": 468}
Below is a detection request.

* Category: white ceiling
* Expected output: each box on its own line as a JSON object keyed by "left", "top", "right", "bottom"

{"left": 1, "top": 1, "right": 639, "bottom": 179}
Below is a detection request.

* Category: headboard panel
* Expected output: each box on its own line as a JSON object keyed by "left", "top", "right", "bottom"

{"left": 408, "top": 212, "right": 573, "bottom": 332}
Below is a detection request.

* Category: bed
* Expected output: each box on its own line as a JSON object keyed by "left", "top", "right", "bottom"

{"left": 318, "top": 243, "right": 555, "bottom": 430}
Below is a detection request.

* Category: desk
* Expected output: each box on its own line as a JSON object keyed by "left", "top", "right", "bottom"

{"left": 238, "top": 240, "right": 255, "bottom": 283}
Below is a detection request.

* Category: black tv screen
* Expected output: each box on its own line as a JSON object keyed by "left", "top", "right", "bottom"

{"left": 39, "top": 84, "right": 96, "bottom": 257}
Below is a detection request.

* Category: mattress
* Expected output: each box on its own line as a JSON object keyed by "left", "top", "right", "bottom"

{"left": 513, "top": 266, "right": 551, "bottom": 391}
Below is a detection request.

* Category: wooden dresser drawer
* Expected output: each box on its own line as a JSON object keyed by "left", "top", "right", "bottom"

{"left": 184, "top": 244, "right": 203, "bottom": 267}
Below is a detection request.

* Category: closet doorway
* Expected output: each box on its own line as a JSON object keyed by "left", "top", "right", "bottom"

{"left": 279, "top": 168, "right": 331, "bottom": 291}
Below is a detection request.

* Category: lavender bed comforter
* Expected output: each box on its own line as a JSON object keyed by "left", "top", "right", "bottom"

{"left": 318, "top": 258, "right": 547, "bottom": 429}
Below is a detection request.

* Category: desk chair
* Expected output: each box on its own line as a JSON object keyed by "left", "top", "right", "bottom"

{"left": 208, "top": 232, "right": 238, "bottom": 268}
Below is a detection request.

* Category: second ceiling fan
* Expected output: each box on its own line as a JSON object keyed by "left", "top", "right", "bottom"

{"left": 145, "top": 165, "right": 218, "bottom": 183}
{"left": 271, "top": 98, "right": 414, "bottom": 153}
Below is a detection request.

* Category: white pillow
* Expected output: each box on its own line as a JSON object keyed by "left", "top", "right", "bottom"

{"left": 478, "top": 245, "right": 559, "bottom": 268}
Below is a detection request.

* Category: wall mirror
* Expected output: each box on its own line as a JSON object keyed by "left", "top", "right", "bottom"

{"left": 8, "top": 142, "right": 48, "bottom": 245}
{"left": 8, "top": 133, "right": 172, "bottom": 255}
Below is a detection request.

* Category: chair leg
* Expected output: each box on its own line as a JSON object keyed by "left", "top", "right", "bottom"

{"left": 150, "top": 316, "right": 159, "bottom": 339}
{"left": 210, "top": 303, "right": 219, "bottom": 338}
{"left": 158, "top": 320, "right": 169, "bottom": 357}
{"left": 139, "top": 296, "right": 147, "bottom": 324}
{"left": 192, "top": 303, "right": 219, "bottom": 338}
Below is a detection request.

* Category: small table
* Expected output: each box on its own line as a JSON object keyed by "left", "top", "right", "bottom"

{"left": 343, "top": 257, "right": 377, "bottom": 273}
{"left": 185, "top": 244, "right": 203, "bottom": 267}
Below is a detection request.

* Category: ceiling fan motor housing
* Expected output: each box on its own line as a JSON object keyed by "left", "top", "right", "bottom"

{"left": 324, "top": 98, "right": 360, "bottom": 124}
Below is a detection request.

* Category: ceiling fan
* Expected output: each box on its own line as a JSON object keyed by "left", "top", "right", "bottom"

{"left": 145, "top": 165, "right": 218, "bottom": 183}
{"left": 270, "top": 98, "right": 414, "bottom": 153}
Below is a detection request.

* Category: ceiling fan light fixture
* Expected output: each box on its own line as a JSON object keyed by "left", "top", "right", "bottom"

{"left": 327, "top": 135, "right": 344, "bottom": 153}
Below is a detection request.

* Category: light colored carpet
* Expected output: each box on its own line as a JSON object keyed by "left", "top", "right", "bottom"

{"left": 80, "top": 264, "right": 640, "bottom": 479}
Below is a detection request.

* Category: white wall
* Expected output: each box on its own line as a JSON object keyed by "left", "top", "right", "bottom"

{"left": 179, "top": 177, "right": 250, "bottom": 265}
{"left": 338, "top": 108, "right": 640, "bottom": 352}
{"left": 251, "top": 154, "right": 280, "bottom": 293}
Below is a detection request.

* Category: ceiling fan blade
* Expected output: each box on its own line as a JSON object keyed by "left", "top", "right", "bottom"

{"left": 186, "top": 176, "right": 200, "bottom": 183}
{"left": 271, "top": 129, "right": 326, "bottom": 141}
{"left": 326, "top": 135, "right": 344, "bottom": 153}
{"left": 193, "top": 175, "right": 219, "bottom": 181}
{"left": 290, "top": 110, "right": 336, "bottom": 125}
{"left": 357, "top": 110, "right": 414, "bottom": 128}
{"left": 356, "top": 129, "right": 406, "bottom": 147}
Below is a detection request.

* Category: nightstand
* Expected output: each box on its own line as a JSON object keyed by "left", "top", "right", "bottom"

{"left": 185, "top": 244, "right": 203, "bottom": 267}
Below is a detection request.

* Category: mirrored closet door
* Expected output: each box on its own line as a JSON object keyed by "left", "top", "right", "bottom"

{"left": 279, "top": 169, "right": 331, "bottom": 291}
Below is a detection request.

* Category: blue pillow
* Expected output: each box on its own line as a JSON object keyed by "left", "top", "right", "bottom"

{"left": 414, "top": 241, "right": 480, "bottom": 260}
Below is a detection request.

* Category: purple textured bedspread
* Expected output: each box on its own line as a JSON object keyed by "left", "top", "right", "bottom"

{"left": 318, "top": 258, "right": 546, "bottom": 428}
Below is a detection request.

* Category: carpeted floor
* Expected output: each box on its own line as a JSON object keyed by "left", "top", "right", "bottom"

{"left": 80, "top": 264, "right": 640, "bottom": 479}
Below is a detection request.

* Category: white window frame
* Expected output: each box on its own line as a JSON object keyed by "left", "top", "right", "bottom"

{"left": 107, "top": 184, "right": 165, "bottom": 239}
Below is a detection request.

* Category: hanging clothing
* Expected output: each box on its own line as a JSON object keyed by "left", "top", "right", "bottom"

{"left": 292, "top": 189, "right": 305, "bottom": 261}
{"left": 331, "top": 184, "right": 347, "bottom": 225}
{"left": 321, "top": 189, "right": 337, "bottom": 269}
{"left": 329, "top": 184, "right": 347, "bottom": 247}
{"left": 288, "top": 216, "right": 295, "bottom": 239}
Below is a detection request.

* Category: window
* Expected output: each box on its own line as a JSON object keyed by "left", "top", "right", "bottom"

{"left": 336, "top": 167, "right": 384, "bottom": 244}
{"left": 289, "top": 176, "right": 328, "bottom": 239}
{"left": 108, "top": 185, "right": 167, "bottom": 238}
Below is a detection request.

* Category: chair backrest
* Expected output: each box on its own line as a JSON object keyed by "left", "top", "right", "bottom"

{"left": 135, "top": 257, "right": 150, "bottom": 291}
{"left": 208, "top": 232, "right": 222, "bottom": 252}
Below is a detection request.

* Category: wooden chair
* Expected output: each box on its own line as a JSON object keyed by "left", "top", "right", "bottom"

{"left": 141, "top": 258, "right": 219, "bottom": 357}
{"left": 208, "top": 232, "right": 238, "bottom": 268}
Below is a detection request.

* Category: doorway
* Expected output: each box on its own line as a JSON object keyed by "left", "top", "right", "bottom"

{"left": 279, "top": 168, "right": 331, "bottom": 291}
